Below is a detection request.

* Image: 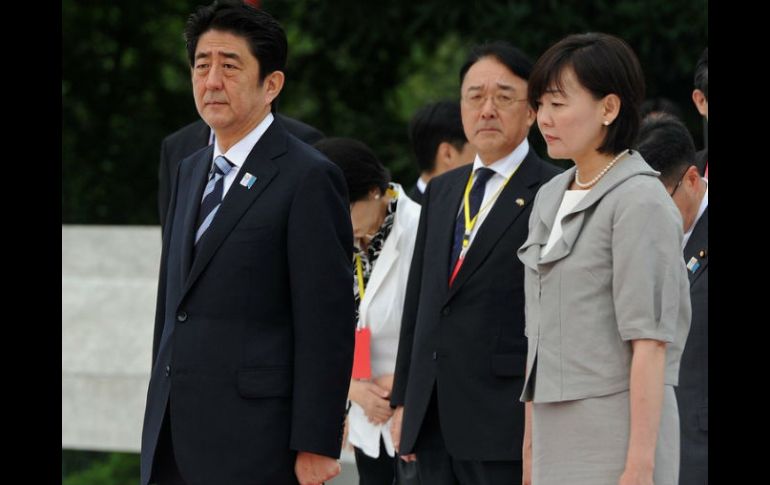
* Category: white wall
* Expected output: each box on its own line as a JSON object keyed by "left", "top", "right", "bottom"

{"left": 61, "top": 224, "right": 356, "bottom": 470}
{"left": 62, "top": 225, "right": 161, "bottom": 452}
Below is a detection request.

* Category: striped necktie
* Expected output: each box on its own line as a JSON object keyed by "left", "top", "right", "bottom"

{"left": 195, "top": 155, "right": 235, "bottom": 244}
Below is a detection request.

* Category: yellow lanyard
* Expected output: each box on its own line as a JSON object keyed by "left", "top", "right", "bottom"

{"left": 459, "top": 167, "right": 517, "bottom": 254}
{"left": 355, "top": 253, "right": 366, "bottom": 301}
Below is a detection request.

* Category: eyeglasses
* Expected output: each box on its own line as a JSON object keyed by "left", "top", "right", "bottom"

{"left": 668, "top": 166, "right": 691, "bottom": 197}
{"left": 462, "top": 92, "right": 528, "bottom": 110}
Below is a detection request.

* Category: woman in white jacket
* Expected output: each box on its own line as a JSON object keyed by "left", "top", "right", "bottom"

{"left": 315, "top": 138, "right": 421, "bottom": 485}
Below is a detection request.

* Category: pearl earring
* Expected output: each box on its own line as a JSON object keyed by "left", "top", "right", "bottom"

{"left": 603, "top": 120, "right": 610, "bottom": 126}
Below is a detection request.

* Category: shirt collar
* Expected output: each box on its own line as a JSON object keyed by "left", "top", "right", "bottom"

{"left": 471, "top": 138, "right": 529, "bottom": 179}
{"left": 416, "top": 176, "right": 428, "bottom": 193}
{"left": 212, "top": 112, "right": 274, "bottom": 171}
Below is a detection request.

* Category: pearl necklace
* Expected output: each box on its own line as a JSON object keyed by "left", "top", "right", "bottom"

{"left": 574, "top": 149, "right": 631, "bottom": 189}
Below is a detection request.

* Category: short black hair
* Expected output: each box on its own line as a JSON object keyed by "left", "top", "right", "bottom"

{"left": 640, "top": 97, "right": 683, "bottom": 120}
{"left": 184, "top": 0, "right": 287, "bottom": 84}
{"left": 694, "top": 48, "right": 708, "bottom": 100}
{"left": 459, "top": 41, "right": 533, "bottom": 85}
{"left": 528, "top": 32, "right": 645, "bottom": 155}
{"left": 313, "top": 137, "right": 390, "bottom": 203}
{"left": 408, "top": 101, "right": 467, "bottom": 173}
{"left": 636, "top": 113, "right": 696, "bottom": 187}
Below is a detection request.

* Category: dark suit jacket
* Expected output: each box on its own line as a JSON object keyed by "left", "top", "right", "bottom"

{"left": 676, "top": 206, "right": 708, "bottom": 485}
{"left": 158, "top": 115, "right": 325, "bottom": 228}
{"left": 407, "top": 183, "right": 424, "bottom": 205}
{"left": 391, "top": 149, "right": 561, "bottom": 461}
{"left": 141, "top": 119, "right": 353, "bottom": 485}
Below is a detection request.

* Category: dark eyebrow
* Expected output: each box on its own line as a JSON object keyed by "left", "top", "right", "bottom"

{"left": 465, "top": 83, "right": 516, "bottom": 93}
{"left": 194, "top": 51, "right": 242, "bottom": 62}
{"left": 221, "top": 52, "right": 242, "bottom": 62}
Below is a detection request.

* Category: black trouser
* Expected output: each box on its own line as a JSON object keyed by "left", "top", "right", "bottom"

{"left": 413, "top": 389, "right": 522, "bottom": 485}
{"left": 354, "top": 437, "right": 395, "bottom": 485}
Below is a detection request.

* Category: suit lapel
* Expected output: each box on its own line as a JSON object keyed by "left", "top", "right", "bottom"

{"left": 539, "top": 152, "right": 656, "bottom": 265}
{"left": 447, "top": 152, "right": 540, "bottom": 299}
{"left": 181, "top": 122, "right": 286, "bottom": 298}
{"left": 360, "top": 225, "right": 400, "bottom": 322}
{"left": 364, "top": 192, "right": 417, "bottom": 307}
{"left": 179, "top": 146, "right": 215, "bottom": 283}
{"left": 433, "top": 166, "right": 472, "bottom": 293}
{"left": 683, "top": 206, "right": 708, "bottom": 285}
{"left": 518, "top": 170, "right": 571, "bottom": 271}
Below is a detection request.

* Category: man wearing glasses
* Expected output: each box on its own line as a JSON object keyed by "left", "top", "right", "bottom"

{"left": 637, "top": 113, "right": 708, "bottom": 485}
{"left": 390, "top": 41, "right": 560, "bottom": 485}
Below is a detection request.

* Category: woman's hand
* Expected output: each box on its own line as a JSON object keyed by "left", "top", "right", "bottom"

{"left": 620, "top": 339, "right": 666, "bottom": 485}
{"left": 373, "top": 373, "right": 394, "bottom": 393}
{"left": 522, "top": 402, "right": 533, "bottom": 485}
{"left": 618, "top": 465, "right": 653, "bottom": 485}
{"left": 349, "top": 380, "right": 394, "bottom": 424}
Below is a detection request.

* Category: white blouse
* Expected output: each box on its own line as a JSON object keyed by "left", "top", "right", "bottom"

{"left": 540, "top": 190, "right": 589, "bottom": 258}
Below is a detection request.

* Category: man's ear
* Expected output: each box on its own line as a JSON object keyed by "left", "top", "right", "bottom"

{"left": 684, "top": 164, "right": 701, "bottom": 186}
{"left": 436, "top": 141, "right": 454, "bottom": 170}
{"left": 524, "top": 104, "right": 536, "bottom": 128}
{"left": 692, "top": 89, "right": 708, "bottom": 118}
{"left": 263, "top": 70, "right": 285, "bottom": 106}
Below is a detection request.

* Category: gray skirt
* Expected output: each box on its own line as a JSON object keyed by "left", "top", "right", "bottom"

{"left": 532, "top": 385, "right": 679, "bottom": 485}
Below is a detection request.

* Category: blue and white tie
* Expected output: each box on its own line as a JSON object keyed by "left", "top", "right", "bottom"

{"left": 195, "top": 155, "right": 235, "bottom": 244}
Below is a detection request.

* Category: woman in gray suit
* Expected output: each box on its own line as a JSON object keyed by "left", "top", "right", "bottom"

{"left": 517, "top": 33, "right": 691, "bottom": 485}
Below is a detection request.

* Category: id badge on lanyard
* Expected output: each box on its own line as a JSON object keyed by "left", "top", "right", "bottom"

{"left": 352, "top": 253, "right": 372, "bottom": 379}
{"left": 352, "top": 326, "right": 372, "bottom": 379}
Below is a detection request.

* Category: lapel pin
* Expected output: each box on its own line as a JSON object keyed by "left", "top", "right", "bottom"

{"left": 515, "top": 198, "right": 525, "bottom": 207}
{"left": 240, "top": 172, "right": 257, "bottom": 189}
{"left": 699, "top": 249, "right": 707, "bottom": 258}
{"left": 686, "top": 256, "right": 700, "bottom": 273}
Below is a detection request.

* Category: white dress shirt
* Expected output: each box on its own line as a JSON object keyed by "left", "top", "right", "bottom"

{"left": 459, "top": 138, "right": 529, "bottom": 249}
{"left": 541, "top": 189, "right": 589, "bottom": 258}
{"left": 212, "top": 112, "right": 274, "bottom": 197}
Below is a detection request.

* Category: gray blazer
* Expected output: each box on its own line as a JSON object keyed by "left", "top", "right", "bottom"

{"left": 517, "top": 151, "right": 691, "bottom": 403}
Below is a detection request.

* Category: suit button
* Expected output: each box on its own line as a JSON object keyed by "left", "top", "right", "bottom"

{"left": 441, "top": 307, "right": 451, "bottom": 316}
{"left": 165, "top": 365, "right": 171, "bottom": 377}
{"left": 432, "top": 351, "right": 438, "bottom": 360}
{"left": 177, "top": 311, "right": 188, "bottom": 322}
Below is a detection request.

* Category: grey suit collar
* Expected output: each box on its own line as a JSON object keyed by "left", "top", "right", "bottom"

{"left": 519, "top": 150, "right": 658, "bottom": 268}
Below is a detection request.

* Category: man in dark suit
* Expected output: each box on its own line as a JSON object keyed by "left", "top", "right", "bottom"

{"left": 140, "top": 3, "right": 354, "bottom": 484}
{"left": 637, "top": 114, "right": 708, "bottom": 485}
{"left": 389, "top": 42, "right": 561, "bottom": 485}
{"left": 159, "top": 114, "right": 324, "bottom": 228}
{"left": 406, "top": 101, "right": 475, "bottom": 205}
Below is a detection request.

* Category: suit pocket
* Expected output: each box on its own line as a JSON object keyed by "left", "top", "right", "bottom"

{"left": 491, "top": 353, "right": 526, "bottom": 377}
{"left": 237, "top": 366, "right": 293, "bottom": 398}
{"left": 697, "top": 405, "right": 708, "bottom": 431}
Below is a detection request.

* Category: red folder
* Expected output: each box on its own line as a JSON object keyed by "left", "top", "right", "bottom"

{"left": 352, "top": 327, "right": 372, "bottom": 379}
